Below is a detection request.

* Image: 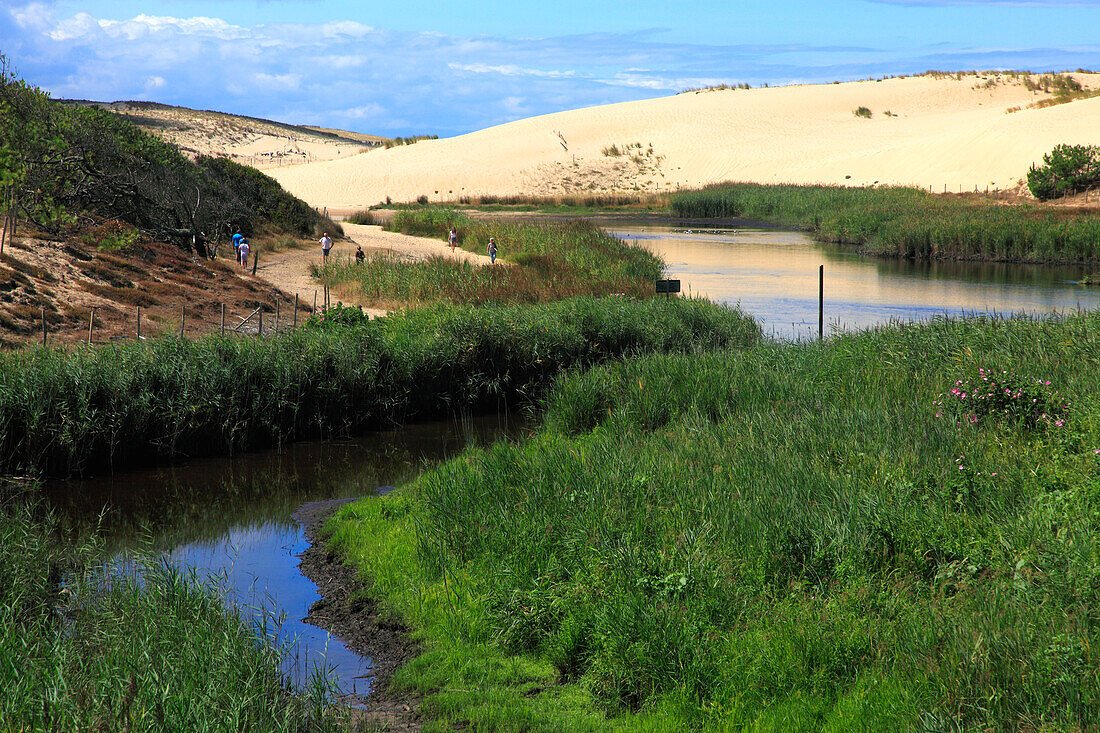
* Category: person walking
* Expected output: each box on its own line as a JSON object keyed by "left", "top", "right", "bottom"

{"left": 319, "top": 232, "right": 334, "bottom": 263}
{"left": 238, "top": 238, "right": 250, "bottom": 270}
{"left": 448, "top": 226, "right": 458, "bottom": 252}
{"left": 487, "top": 236, "right": 498, "bottom": 265}
{"left": 232, "top": 228, "right": 244, "bottom": 264}
{"left": 355, "top": 244, "right": 365, "bottom": 264}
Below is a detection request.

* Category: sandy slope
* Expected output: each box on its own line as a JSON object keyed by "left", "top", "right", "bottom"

{"left": 270, "top": 73, "right": 1100, "bottom": 207}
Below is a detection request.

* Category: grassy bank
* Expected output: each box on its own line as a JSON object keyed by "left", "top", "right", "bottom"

{"left": 0, "top": 498, "right": 343, "bottom": 732}
{"left": 326, "top": 312, "right": 1100, "bottom": 730}
{"left": 0, "top": 297, "right": 759, "bottom": 477}
{"left": 671, "top": 183, "right": 1100, "bottom": 263}
{"left": 318, "top": 209, "right": 663, "bottom": 306}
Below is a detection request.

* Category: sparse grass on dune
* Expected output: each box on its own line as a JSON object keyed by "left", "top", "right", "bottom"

{"left": 317, "top": 208, "right": 663, "bottom": 306}
{"left": 327, "top": 311, "right": 1100, "bottom": 730}
{"left": 671, "top": 183, "right": 1100, "bottom": 263}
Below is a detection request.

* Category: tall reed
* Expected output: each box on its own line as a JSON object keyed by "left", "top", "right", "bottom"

{"left": 327, "top": 311, "right": 1100, "bottom": 730}
{"left": 0, "top": 297, "right": 759, "bottom": 477}
{"left": 671, "top": 183, "right": 1100, "bottom": 263}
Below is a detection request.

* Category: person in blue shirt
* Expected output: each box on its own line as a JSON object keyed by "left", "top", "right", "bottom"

{"left": 232, "top": 228, "right": 244, "bottom": 264}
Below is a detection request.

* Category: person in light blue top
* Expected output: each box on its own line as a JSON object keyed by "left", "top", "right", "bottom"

{"left": 487, "top": 237, "right": 497, "bottom": 264}
{"left": 232, "top": 228, "right": 244, "bottom": 264}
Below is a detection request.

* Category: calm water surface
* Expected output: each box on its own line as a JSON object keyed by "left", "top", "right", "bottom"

{"left": 47, "top": 413, "right": 522, "bottom": 699}
{"left": 613, "top": 226, "right": 1100, "bottom": 339}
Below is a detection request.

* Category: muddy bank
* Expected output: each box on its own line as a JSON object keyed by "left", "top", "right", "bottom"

{"left": 294, "top": 497, "right": 421, "bottom": 732}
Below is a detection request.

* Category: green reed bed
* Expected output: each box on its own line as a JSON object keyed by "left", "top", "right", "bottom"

{"left": 318, "top": 209, "right": 663, "bottom": 305}
{"left": 671, "top": 183, "right": 1100, "bottom": 263}
{"left": 0, "top": 297, "right": 759, "bottom": 477}
{"left": 0, "top": 500, "right": 343, "bottom": 732}
{"left": 325, "top": 312, "right": 1100, "bottom": 730}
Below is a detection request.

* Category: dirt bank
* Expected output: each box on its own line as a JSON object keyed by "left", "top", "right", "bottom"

{"left": 294, "top": 497, "right": 421, "bottom": 732}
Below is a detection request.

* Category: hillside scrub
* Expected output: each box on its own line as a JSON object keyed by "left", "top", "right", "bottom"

{"left": 0, "top": 499, "right": 346, "bottom": 732}
{"left": 671, "top": 183, "right": 1100, "bottom": 263}
{"left": 326, "top": 312, "right": 1100, "bottom": 730}
{"left": 1027, "top": 144, "right": 1100, "bottom": 201}
{"left": 318, "top": 208, "right": 664, "bottom": 305}
{"left": 0, "top": 297, "right": 759, "bottom": 477}
{"left": 0, "top": 56, "right": 339, "bottom": 252}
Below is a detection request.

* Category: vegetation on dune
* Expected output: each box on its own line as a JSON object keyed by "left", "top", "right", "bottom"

{"left": 0, "top": 499, "right": 344, "bottom": 732}
{"left": 0, "top": 297, "right": 758, "bottom": 476}
{"left": 1027, "top": 144, "right": 1100, "bottom": 201}
{"left": 672, "top": 183, "right": 1100, "bottom": 262}
{"left": 327, "top": 312, "right": 1100, "bottom": 730}
{"left": 319, "top": 208, "right": 664, "bottom": 306}
{"left": 0, "top": 55, "right": 339, "bottom": 253}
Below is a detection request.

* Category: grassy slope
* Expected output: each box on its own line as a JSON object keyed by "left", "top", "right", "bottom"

{"left": 319, "top": 209, "right": 663, "bottom": 307}
{"left": 326, "top": 312, "right": 1100, "bottom": 730}
{"left": 671, "top": 183, "right": 1100, "bottom": 263}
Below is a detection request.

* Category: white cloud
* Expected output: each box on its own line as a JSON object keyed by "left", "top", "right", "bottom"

{"left": 98, "top": 15, "right": 246, "bottom": 41}
{"left": 449, "top": 63, "right": 577, "bottom": 79}
{"left": 47, "top": 12, "right": 98, "bottom": 41}
{"left": 10, "top": 3, "right": 53, "bottom": 31}
{"left": 252, "top": 72, "right": 302, "bottom": 90}
{"left": 144, "top": 75, "right": 165, "bottom": 90}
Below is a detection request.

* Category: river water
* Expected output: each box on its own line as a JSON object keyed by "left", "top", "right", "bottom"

{"left": 45, "top": 413, "right": 521, "bottom": 699}
{"left": 612, "top": 225, "right": 1100, "bottom": 340}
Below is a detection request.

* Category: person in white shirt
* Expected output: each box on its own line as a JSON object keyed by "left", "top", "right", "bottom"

{"left": 319, "top": 233, "right": 334, "bottom": 263}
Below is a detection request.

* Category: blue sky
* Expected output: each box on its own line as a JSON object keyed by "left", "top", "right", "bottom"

{"left": 3, "top": 1, "right": 1100, "bottom": 137}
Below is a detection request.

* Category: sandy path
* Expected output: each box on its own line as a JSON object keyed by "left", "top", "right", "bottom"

{"left": 254, "top": 223, "right": 494, "bottom": 316}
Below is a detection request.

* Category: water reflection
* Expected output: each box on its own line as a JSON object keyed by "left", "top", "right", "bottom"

{"left": 46, "top": 413, "right": 523, "bottom": 697}
{"left": 615, "top": 226, "right": 1100, "bottom": 340}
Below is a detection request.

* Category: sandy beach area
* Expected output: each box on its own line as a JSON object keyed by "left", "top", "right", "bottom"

{"left": 270, "top": 73, "right": 1100, "bottom": 208}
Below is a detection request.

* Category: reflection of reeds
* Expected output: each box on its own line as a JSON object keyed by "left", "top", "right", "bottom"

{"left": 672, "top": 183, "right": 1100, "bottom": 263}
{"left": 0, "top": 500, "right": 342, "bottom": 731}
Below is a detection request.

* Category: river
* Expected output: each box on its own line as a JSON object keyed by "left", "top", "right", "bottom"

{"left": 612, "top": 225, "right": 1100, "bottom": 340}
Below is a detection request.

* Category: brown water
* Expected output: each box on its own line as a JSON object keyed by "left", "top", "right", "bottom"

{"left": 614, "top": 226, "right": 1100, "bottom": 340}
{"left": 46, "top": 413, "right": 523, "bottom": 699}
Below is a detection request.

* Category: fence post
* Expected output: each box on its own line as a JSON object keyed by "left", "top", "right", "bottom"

{"left": 252, "top": 253, "right": 258, "bottom": 276}
{"left": 221, "top": 303, "right": 226, "bottom": 334}
{"left": 313, "top": 290, "right": 317, "bottom": 314}
{"left": 818, "top": 265, "right": 824, "bottom": 342}
{"left": 41, "top": 307, "right": 47, "bottom": 346}
{"left": 294, "top": 293, "right": 299, "bottom": 328}
{"left": 137, "top": 307, "right": 142, "bottom": 339}
{"left": 275, "top": 300, "right": 280, "bottom": 334}
{"left": 258, "top": 307, "right": 263, "bottom": 336}
{"left": 180, "top": 305, "right": 186, "bottom": 337}
{"left": 88, "top": 307, "right": 95, "bottom": 345}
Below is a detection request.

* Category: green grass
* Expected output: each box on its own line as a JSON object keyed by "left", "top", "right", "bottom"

{"left": 318, "top": 208, "right": 664, "bottom": 306}
{"left": 326, "top": 312, "right": 1100, "bottom": 730}
{"left": 0, "top": 296, "right": 759, "bottom": 477}
{"left": 671, "top": 183, "right": 1100, "bottom": 263}
{"left": 0, "top": 497, "right": 345, "bottom": 732}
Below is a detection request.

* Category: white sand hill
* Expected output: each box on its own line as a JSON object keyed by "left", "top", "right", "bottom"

{"left": 270, "top": 73, "right": 1100, "bottom": 209}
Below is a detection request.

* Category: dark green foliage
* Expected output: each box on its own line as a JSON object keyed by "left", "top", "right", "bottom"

{"left": 1027, "top": 144, "right": 1100, "bottom": 200}
{"left": 0, "top": 297, "right": 758, "bottom": 476}
{"left": 671, "top": 183, "right": 1100, "bottom": 262}
{"left": 853, "top": 106, "right": 872, "bottom": 118}
{"left": 0, "top": 56, "right": 337, "bottom": 247}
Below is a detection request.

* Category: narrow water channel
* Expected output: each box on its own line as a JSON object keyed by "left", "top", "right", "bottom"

{"left": 614, "top": 225, "right": 1100, "bottom": 340}
{"left": 45, "top": 413, "right": 522, "bottom": 699}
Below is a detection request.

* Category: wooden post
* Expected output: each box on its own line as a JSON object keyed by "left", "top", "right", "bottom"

{"left": 252, "top": 252, "right": 258, "bottom": 276}
{"left": 275, "top": 299, "right": 280, "bottom": 334}
{"left": 220, "top": 303, "right": 226, "bottom": 334}
{"left": 313, "top": 290, "right": 317, "bottom": 314}
{"left": 818, "top": 265, "right": 824, "bottom": 342}
{"left": 293, "top": 293, "right": 299, "bottom": 327}
{"left": 41, "top": 307, "right": 47, "bottom": 346}
{"left": 180, "top": 305, "right": 186, "bottom": 337}
{"left": 137, "top": 307, "right": 141, "bottom": 339}
{"left": 88, "top": 307, "right": 95, "bottom": 345}
{"left": 258, "top": 307, "right": 263, "bottom": 336}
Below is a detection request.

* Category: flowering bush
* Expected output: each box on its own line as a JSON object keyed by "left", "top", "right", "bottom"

{"left": 934, "top": 368, "right": 1068, "bottom": 429}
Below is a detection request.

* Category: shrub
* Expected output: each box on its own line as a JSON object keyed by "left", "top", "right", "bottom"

{"left": 853, "top": 106, "right": 873, "bottom": 118}
{"left": 1027, "top": 144, "right": 1100, "bottom": 200}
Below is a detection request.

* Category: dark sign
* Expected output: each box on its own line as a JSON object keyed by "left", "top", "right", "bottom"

{"left": 655, "top": 279, "right": 681, "bottom": 294}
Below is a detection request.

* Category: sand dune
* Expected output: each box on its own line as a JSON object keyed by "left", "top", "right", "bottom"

{"left": 269, "top": 73, "right": 1100, "bottom": 208}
